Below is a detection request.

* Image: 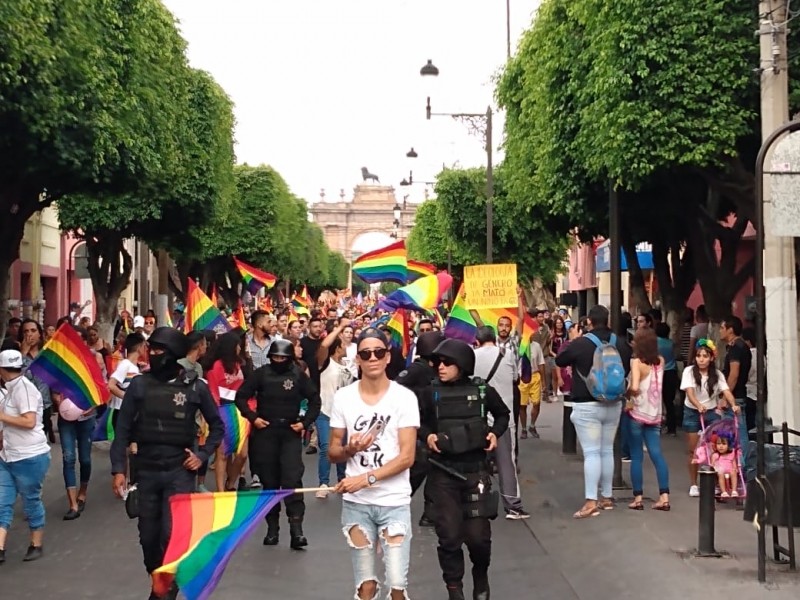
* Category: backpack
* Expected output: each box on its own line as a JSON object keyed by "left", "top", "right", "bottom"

{"left": 580, "top": 333, "right": 626, "bottom": 402}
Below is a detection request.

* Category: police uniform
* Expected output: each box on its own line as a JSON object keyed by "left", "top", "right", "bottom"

{"left": 234, "top": 339, "right": 320, "bottom": 549}
{"left": 110, "top": 328, "right": 223, "bottom": 600}
{"left": 419, "top": 339, "right": 510, "bottom": 600}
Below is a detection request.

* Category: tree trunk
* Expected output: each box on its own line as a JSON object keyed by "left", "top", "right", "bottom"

{"left": 652, "top": 239, "right": 696, "bottom": 342}
{"left": 621, "top": 234, "right": 652, "bottom": 315}
{"left": 85, "top": 233, "right": 133, "bottom": 344}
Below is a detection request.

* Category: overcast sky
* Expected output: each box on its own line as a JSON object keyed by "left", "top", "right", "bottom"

{"left": 162, "top": 0, "right": 541, "bottom": 251}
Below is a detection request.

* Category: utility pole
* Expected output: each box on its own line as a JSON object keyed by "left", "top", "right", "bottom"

{"left": 759, "top": 0, "right": 800, "bottom": 427}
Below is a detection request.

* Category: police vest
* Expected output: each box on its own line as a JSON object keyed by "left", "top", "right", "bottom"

{"left": 134, "top": 375, "right": 198, "bottom": 448}
{"left": 433, "top": 378, "right": 489, "bottom": 455}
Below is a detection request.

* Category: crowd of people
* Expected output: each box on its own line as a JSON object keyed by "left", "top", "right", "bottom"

{"left": 0, "top": 296, "right": 758, "bottom": 599}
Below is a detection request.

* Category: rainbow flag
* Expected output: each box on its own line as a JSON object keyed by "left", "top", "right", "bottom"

{"left": 234, "top": 257, "right": 277, "bottom": 295}
{"left": 386, "top": 309, "right": 410, "bottom": 357}
{"left": 219, "top": 403, "right": 250, "bottom": 456}
{"left": 407, "top": 259, "right": 436, "bottom": 282}
{"left": 92, "top": 407, "right": 116, "bottom": 442}
{"left": 234, "top": 303, "right": 247, "bottom": 330}
{"left": 164, "top": 308, "right": 173, "bottom": 329}
{"left": 184, "top": 279, "right": 231, "bottom": 335}
{"left": 378, "top": 272, "right": 453, "bottom": 312}
{"left": 210, "top": 284, "right": 219, "bottom": 309}
{"left": 152, "top": 490, "right": 295, "bottom": 600}
{"left": 475, "top": 307, "right": 539, "bottom": 381}
{"left": 29, "top": 323, "right": 110, "bottom": 411}
{"left": 291, "top": 285, "right": 312, "bottom": 310}
{"left": 353, "top": 240, "right": 407, "bottom": 284}
{"left": 444, "top": 284, "right": 477, "bottom": 343}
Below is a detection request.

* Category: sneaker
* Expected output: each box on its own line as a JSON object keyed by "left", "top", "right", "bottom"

{"left": 315, "top": 484, "right": 329, "bottom": 499}
{"left": 22, "top": 545, "right": 43, "bottom": 562}
{"left": 305, "top": 446, "right": 318, "bottom": 455}
{"left": 237, "top": 477, "right": 247, "bottom": 491}
{"left": 0, "top": 548, "right": 5, "bottom": 564}
{"left": 250, "top": 475, "right": 262, "bottom": 489}
{"left": 689, "top": 485, "right": 700, "bottom": 497}
{"left": 520, "top": 430, "right": 528, "bottom": 439}
{"left": 505, "top": 509, "right": 531, "bottom": 520}
{"left": 530, "top": 427, "right": 540, "bottom": 439}
{"left": 621, "top": 456, "right": 632, "bottom": 463}
{"left": 731, "top": 490, "right": 739, "bottom": 498}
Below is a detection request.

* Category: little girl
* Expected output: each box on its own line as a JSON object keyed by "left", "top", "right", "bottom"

{"left": 711, "top": 433, "right": 739, "bottom": 497}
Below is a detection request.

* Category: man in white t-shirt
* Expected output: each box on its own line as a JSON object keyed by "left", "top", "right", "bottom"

{"left": 473, "top": 327, "right": 529, "bottom": 520}
{"left": 108, "top": 334, "right": 146, "bottom": 411}
{"left": 330, "top": 328, "right": 419, "bottom": 600}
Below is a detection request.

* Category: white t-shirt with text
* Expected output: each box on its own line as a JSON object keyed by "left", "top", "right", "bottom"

{"left": 329, "top": 380, "right": 419, "bottom": 507}
{"left": 680, "top": 365, "right": 729, "bottom": 410}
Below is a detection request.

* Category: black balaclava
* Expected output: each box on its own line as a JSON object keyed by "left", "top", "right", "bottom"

{"left": 149, "top": 344, "right": 181, "bottom": 382}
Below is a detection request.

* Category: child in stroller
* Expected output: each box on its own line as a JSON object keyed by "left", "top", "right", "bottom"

{"left": 710, "top": 432, "right": 739, "bottom": 497}
{"left": 692, "top": 416, "right": 746, "bottom": 499}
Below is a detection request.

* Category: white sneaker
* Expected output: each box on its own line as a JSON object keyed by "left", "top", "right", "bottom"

{"left": 315, "top": 484, "right": 329, "bottom": 499}
{"left": 689, "top": 485, "right": 700, "bottom": 497}
{"left": 250, "top": 475, "right": 262, "bottom": 489}
{"left": 731, "top": 490, "right": 739, "bottom": 498}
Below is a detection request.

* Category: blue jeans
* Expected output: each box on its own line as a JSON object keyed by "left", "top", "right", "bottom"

{"left": 59, "top": 416, "right": 96, "bottom": 489}
{"left": 0, "top": 452, "right": 51, "bottom": 531}
{"left": 570, "top": 402, "right": 621, "bottom": 500}
{"left": 620, "top": 410, "right": 632, "bottom": 458}
{"left": 341, "top": 500, "right": 412, "bottom": 598}
{"left": 628, "top": 419, "right": 670, "bottom": 496}
{"left": 317, "top": 414, "right": 345, "bottom": 486}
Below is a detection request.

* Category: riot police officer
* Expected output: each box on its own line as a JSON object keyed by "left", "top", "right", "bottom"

{"left": 111, "top": 327, "right": 223, "bottom": 600}
{"left": 234, "top": 338, "right": 320, "bottom": 549}
{"left": 396, "top": 330, "right": 444, "bottom": 526}
{"left": 419, "top": 339, "right": 510, "bottom": 600}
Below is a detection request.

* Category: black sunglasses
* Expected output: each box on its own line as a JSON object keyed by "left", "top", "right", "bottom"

{"left": 358, "top": 348, "right": 388, "bottom": 360}
{"left": 440, "top": 357, "right": 456, "bottom": 367}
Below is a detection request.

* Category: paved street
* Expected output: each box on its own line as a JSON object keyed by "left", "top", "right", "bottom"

{"left": 2, "top": 402, "right": 799, "bottom": 599}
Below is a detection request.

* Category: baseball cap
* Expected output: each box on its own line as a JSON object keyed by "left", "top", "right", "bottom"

{"left": 0, "top": 349, "right": 24, "bottom": 369}
{"left": 133, "top": 315, "right": 145, "bottom": 328}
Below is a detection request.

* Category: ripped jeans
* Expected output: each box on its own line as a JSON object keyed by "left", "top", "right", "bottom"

{"left": 341, "top": 500, "right": 412, "bottom": 599}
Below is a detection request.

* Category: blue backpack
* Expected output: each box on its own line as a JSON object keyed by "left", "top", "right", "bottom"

{"left": 580, "top": 333, "right": 626, "bottom": 402}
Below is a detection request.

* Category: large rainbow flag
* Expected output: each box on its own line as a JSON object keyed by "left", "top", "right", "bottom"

{"left": 184, "top": 279, "right": 231, "bottom": 335}
{"left": 29, "top": 323, "right": 110, "bottom": 411}
{"left": 218, "top": 403, "right": 250, "bottom": 456}
{"left": 91, "top": 407, "right": 116, "bottom": 442}
{"left": 444, "top": 284, "right": 477, "bottom": 343}
{"left": 234, "top": 258, "right": 277, "bottom": 295}
{"left": 378, "top": 272, "right": 453, "bottom": 312}
{"left": 353, "top": 240, "right": 408, "bottom": 284}
{"left": 386, "top": 309, "right": 410, "bottom": 357}
{"left": 152, "top": 490, "right": 295, "bottom": 600}
{"left": 407, "top": 259, "right": 436, "bottom": 282}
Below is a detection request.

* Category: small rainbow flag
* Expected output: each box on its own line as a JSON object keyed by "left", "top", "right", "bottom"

{"left": 407, "top": 259, "right": 436, "bottom": 282}
{"left": 210, "top": 284, "right": 219, "bottom": 309}
{"left": 29, "top": 323, "right": 110, "bottom": 411}
{"left": 234, "top": 303, "right": 247, "bottom": 330}
{"left": 386, "top": 309, "right": 410, "bottom": 357}
{"left": 475, "top": 307, "right": 539, "bottom": 381}
{"left": 378, "top": 272, "right": 453, "bottom": 312}
{"left": 152, "top": 490, "right": 295, "bottom": 600}
{"left": 164, "top": 308, "right": 173, "bottom": 329}
{"left": 353, "top": 240, "right": 408, "bottom": 284}
{"left": 291, "top": 285, "right": 312, "bottom": 309}
{"left": 234, "top": 258, "right": 277, "bottom": 295}
{"left": 444, "top": 284, "right": 477, "bottom": 343}
{"left": 92, "top": 407, "right": 116, "bottom": 442}
{"left": 219, "top": 403, "right": 250, "bottom": 456}
{"left": 184, "top": 279, "right": 232, "bottom": 335}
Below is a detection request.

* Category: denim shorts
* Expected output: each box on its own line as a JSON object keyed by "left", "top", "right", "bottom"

{"left": 341, "top": 500, "right": 412, "bottom": 599}
{"left": 682, "top": 405, "right": 720, "bottom": 434}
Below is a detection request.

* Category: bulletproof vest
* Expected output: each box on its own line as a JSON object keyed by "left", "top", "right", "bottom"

{"left": 134, "top": 375, "right": 198, "bottom": 448}
{"left": 433, "top": 379, "right": 488, "bottom": 455}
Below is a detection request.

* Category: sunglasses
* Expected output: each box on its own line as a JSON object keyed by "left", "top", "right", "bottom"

{"left": 440, "top": 358, "right": 456, "bottom": 367}
{"left": 357, "top": 348, "right": 388, "bottom": 360}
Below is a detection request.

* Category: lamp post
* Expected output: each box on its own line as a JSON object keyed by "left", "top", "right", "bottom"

{"left": 420, "top": 60, "right": 494, "bottom": 263}
{"left": 390, "top": 202, "right": 402, "bottom": 240}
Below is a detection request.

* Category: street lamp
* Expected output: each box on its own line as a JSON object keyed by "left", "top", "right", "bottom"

{"left": 420, "top": 60, "right": 494, "bottom": 263}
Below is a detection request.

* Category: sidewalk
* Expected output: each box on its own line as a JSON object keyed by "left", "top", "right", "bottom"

{"left": 515, "top": 400, "right": 800, "bottom": 599}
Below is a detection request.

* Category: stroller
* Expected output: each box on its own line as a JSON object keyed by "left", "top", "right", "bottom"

{"left": 692, "top": 414, "right": 747, "bottom": 501}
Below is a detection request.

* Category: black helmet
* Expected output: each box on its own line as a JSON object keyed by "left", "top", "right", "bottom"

{"left": 147, "top": 327, "right": 188, "bottom": 358}
{"left": 416, "top": 331, "right": 445, "bottom": 359}
{"left": 268, "top": 338, "right": 294, "bottom": 358}
{"left": 433, "top": 339, "right": 475, "bottom": 376}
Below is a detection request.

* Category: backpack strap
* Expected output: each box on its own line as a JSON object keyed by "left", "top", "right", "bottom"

{"left": 585, "top": 333, "right": 602, "bottom": 348}
{"left": 609, "top": 333, "right": 617, "bottom": 346}
{"left": 485, "top": 347, "right": 506, "bottom": 383}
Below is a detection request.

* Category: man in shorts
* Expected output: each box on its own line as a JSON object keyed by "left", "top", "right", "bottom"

{"left": 518, "top": 337, "right": 545, "bottom": 439}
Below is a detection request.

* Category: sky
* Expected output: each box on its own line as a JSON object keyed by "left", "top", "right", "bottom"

{"left": 162, "top": 0, "right": 541, "bottom": 251}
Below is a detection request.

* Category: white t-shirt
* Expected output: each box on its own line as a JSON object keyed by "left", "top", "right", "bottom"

{"left": 109, "top": 359, "right": 141, "bottom": 410}
{"left": 680, "top": 365, "right": 729, "bottom": 410}
{"left": 473, "top": 346, "right": 517, "bottom": 411}
{"left": 319, "top": 359, "right": 354, "bottom": 416}
{"left": 690, "top": 322, "right": 708, "bottom": 342}
{"left": 0, "top": 376, "right": 49, "bottom": 462}
{"left": 330, "top": 380, "right": 420, "bottom": 506}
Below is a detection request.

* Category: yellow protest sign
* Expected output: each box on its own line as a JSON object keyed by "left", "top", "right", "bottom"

{"left": 463, "top": 263, "right": 517, "bottom": 309}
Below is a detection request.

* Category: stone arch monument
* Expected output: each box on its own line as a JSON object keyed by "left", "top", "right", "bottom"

{"left": 309, "top": 184, "right": 418, "bottom": 260}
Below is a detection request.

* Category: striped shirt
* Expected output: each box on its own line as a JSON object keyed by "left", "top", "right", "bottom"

{"left": 247, "top": 334, "right": 272, "bottom": 369}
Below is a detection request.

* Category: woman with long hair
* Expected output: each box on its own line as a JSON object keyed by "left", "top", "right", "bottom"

{"left": 680, "top": 339, "right": 736, "bottom": 497}
{"left": 17, "top": 320, "right": 54, "bottom": 443}
{"left": 549, "top": 316, "right": 568, "bottom": 400}
{"left": 286, "top": 320, "right": 303, "bottom": 343}
{"left": 626, "top": 328, "right": 670, "bottom": 511}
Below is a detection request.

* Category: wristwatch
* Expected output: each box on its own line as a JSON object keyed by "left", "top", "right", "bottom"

{"left": 367, "top": 473, "right": 378, "bottom": 487}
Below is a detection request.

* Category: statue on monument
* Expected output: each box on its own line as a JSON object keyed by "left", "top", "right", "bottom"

{"left": 361, "top": 166, "right": 380, "bottom": 183}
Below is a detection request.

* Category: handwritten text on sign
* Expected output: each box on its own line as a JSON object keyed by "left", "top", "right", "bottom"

{"left": 463, "top": 263, "right": 517, "bottom": 309}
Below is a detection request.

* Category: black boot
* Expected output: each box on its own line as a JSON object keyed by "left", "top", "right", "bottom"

{"left": 263, "top": 515, "right": 279, "bottom": 546}
{"left": 289, "top": 520, "right": 308, "bottom": 550}
{"left": 472, "top": 571, "right": 490, "bottom": 600}
{"left": 446, "top": 584, "right": 466, "bottom": 600}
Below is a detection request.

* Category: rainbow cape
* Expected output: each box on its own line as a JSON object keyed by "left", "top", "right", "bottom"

{"left": 218, "top": 403, "right": 250, "bottom": 456}
{"left": 184, "top": 279, "right": 231, "bottom": 335}
{"left": 91, "top": 407, "right": 116, "bottom": 442}
{"left": 386, "top": 309, "right": 410, "bottom": 357}
{"left": 152, "top": 490, "right": 295, "bottom": 600}
{"left": 29, "top": 323, "right": 110, "bottom": 411}
{"left": 353, "top": 240, "right": 407, "bottom": 284}
{"left": 378, "top": 272, "right": 453, "bottom": 312}
{"left": 407, "top": 259, "right": 436, "bottom": 282}
{"left": 444, "top": 284, "right": 477, "bottom": 343}
{"left": 234, "top": 257, "right": 277, "bottom": 295}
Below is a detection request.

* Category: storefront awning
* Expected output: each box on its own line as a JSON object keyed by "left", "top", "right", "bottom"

{"left": 595, "top": 240, "right": 654, "bottom": 273}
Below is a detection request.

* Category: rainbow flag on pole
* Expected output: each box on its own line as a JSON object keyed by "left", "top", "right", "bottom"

{"left": 386, "top": 309, "right": 410, "bottom": 357}
{"left": 444, "top": 284, "right": 477, "bottom": 343}
{"left": 234, "top": 258, "right": 277, "bottom": 295}
{"left": 153, "top": 490, "right": 295, "bottom": 600}
{"left": 378, "top": 272, "right": 453, "bottom": 312}
{"left": 184, "top": 279, "right": 231, "bottom": 335}
{"left": 407, "top": 259, "right": 436, "bottom": 282}
{"left": 29, "top": 323, "right": 110, "bottom": 411}
{"left": 353, "top": 241, "right": 408, "bottom": 284}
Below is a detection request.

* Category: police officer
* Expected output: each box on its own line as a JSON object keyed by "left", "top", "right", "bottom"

{"left": 234, "top": 338, "right": 320, "bottom": 549}
{"left": 396, "top": 330, "right": 444, "bottom": 527}
{"left": 111, "top": 327, "right": 223, "bottom": 600}
{"left": 419, "top": 339, "right": 510, "bottom": 600}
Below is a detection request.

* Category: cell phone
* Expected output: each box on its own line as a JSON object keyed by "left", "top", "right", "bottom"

{"left": 363, "top": 420, "right": 385, "bottom": 440}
